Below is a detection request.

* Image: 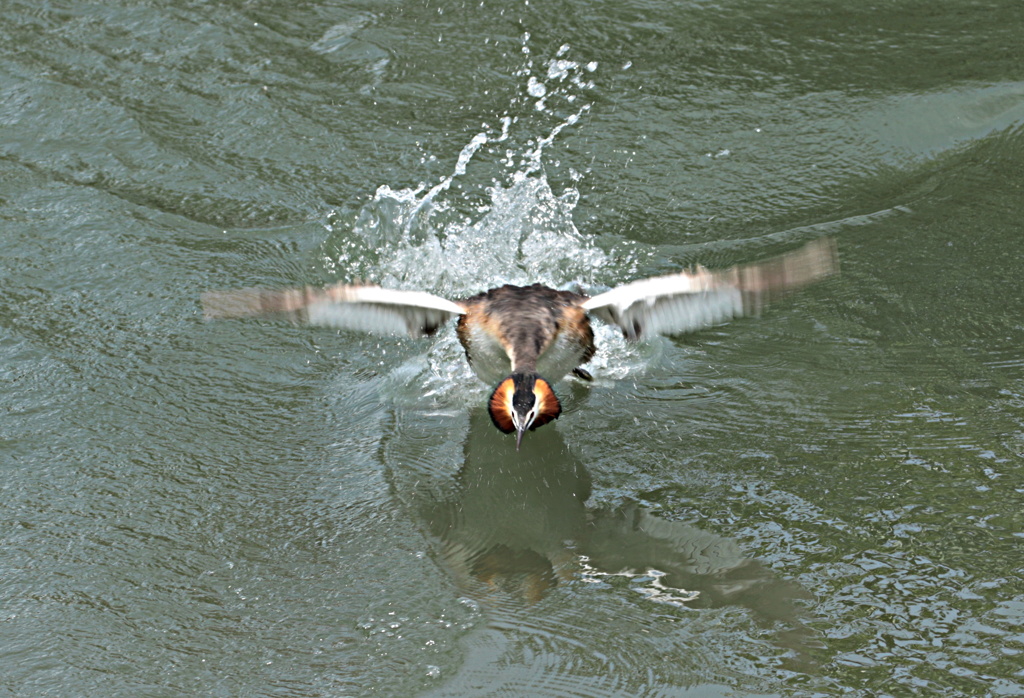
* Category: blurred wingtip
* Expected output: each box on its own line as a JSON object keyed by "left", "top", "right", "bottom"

{"left": 201, "top": 289, "right": 262, "bottom": 320}
{"left": 804, "top": 236, "right": 840, "bottom": 278}
{"left": 736, "top": 236, "right": 840, "bottom": 300}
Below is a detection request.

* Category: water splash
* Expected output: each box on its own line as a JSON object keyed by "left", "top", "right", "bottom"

{"left": 319, "top": 41, "right": 648, "bottom": 406}
{"left": 320, "top": 40, "right": 605, "bottom": 298}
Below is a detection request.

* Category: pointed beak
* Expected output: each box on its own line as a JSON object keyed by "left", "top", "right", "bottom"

{"left": 515, "top": 425, "right": 527, "bottom": 451}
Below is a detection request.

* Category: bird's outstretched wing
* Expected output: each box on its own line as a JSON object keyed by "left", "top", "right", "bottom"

{"left": 201, "top": 283, "right": 466, "bottom": 338}
{"left": 581, "top": 237, "right": 838, "bottom": 340}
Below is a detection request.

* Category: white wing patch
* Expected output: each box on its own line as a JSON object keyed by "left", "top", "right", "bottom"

{"left": 202, "top": 283, "right": 465, "bottom": 338}
{"left": 582, "top": 238, "right": 837, "bottom": 340}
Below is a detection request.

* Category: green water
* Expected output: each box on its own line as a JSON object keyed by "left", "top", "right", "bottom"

{"left": 2, "top": 1, "right": 1022, "bottom": 696}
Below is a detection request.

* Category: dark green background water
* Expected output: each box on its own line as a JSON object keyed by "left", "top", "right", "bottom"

{"left": 2, "top": 1, "right": 1022, "bottom": 696}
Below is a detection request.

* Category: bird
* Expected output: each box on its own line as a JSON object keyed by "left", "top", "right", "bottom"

{"left": 202, "top": 238, "right": 837, "bottom": 449}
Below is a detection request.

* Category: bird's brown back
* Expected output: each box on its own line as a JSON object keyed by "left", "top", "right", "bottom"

{"left": 456, "top": 284, "right": 593, "bottom": 372}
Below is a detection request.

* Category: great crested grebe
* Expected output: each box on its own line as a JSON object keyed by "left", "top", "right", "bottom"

{"left": 203, "top": 238, "right": 837, "bottom": 449}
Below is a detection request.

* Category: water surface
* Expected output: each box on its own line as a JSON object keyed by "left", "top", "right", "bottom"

{"left": 2, "top": 1, "right": 1023, "bottom": 696}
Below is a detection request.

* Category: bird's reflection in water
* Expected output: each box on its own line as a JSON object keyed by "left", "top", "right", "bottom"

{"left": 418, "top": 409, "right": 815, "bottom": 646}
{"left": 408, "top": 405, "right": 823, "bottom": 668}
{"left": 419, "top": 408, "right": 592, "bottom": 605}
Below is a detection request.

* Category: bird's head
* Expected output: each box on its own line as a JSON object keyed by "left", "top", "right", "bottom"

{"left": 488, "top": 372, "right": 561, "bottom": 449}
